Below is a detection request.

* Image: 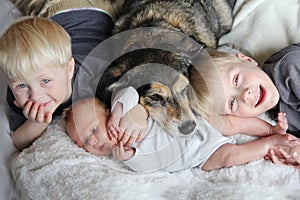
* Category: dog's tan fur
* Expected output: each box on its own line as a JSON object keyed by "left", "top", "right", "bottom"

{"left": 139, "top": 76, "right": 197, "bottom": 137}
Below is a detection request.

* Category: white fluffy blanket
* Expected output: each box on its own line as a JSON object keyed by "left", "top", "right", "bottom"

{"left": 9, "top": 118, "right": 300, "bottom": 200}
{"left": 8, "top": 0, "right": 300, "bottom": 199}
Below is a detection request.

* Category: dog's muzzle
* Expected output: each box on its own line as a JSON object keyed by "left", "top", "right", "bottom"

{"left": 178, "top": 120, "right": 197, "bottom": 135}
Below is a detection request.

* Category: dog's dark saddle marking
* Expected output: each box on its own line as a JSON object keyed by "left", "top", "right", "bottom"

{"left": 96, "top": 48, "right": 191, "bottom": 107}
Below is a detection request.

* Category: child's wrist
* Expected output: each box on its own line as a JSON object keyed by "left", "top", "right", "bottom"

{"left": 137, "top": 104, "right": 148, "bottom": 119}
{"left": 112, "top": 102, "right": 123, "bottom": 119}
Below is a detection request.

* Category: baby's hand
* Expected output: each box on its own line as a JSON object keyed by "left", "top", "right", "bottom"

{"left": 112, "top": 142, "right": 135, "bottom": 161}
{"left": 118, "top": 104, "right": 148, "bottom": 146}
{"left": 270, "top": 112, "right": 288, "bottom": 134}
{"left": 18, "top": 100, "right": 52, "bottom": 124}
{"left": 107, "top": 102, "right": 123, "bottom": 140}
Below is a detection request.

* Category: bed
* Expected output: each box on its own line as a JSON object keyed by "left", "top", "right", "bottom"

{"left": 1, "top": 0, "right": 300, "bottom": 199}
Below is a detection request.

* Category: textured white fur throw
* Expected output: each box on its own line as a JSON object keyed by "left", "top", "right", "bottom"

{"left": 10, "top": 118, "right": 300, "bottom": 200}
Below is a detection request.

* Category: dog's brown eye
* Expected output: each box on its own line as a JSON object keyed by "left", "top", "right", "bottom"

{"left": 151, "top": 94, "right": 164, "bottom": 102}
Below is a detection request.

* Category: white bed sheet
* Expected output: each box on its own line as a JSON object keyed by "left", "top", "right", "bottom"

{"left": 219, "top": 0, "right": 300, "bottom": 66}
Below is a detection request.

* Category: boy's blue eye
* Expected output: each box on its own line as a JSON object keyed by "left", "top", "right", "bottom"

{"left": 18, "top": 83, "right": 28, "bottom": 88}
{"left": 234, "top": 74, "right": 239, "bottom": 86}
{"left": 230, "top": 98, "right": 235, "bottom": 109}
{"left": 42, "top": 79, "right": 50, "bottom": 84}
{"left": 92, "top": 127, "right": 97, "bottom": 133}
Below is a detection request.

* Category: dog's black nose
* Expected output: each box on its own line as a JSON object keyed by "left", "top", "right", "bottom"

{"left": 178, "top": 120, "right": 196, "bottom": 135}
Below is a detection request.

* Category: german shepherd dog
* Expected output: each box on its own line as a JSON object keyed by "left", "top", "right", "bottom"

{"left": 96, "top": 43, "right": 201, "bottom": 137}
{"left": 96, "top": 0, "right": 235, "bottom": 137}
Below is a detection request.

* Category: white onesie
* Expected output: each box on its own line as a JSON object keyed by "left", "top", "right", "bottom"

{"left": 111, "top": 87, "right": 235, "bottom": 173}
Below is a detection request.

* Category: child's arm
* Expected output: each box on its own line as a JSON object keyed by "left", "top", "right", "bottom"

{"left": 107, "top": 86, "right": 148, "bottom": 146}
{"left": 107, "top": 101, "right": 123, "bottom": 139}
{"left": 11, "top": 101, "right": 52, "bottom": 150}
{"left": 117, "top": 104, "right": 148, "bottom": 145}
{"left": 222, "top": 113, "right": 287, "bottom": 136}
{"left": 108, "top": 102, "right": 148, "bottom": 146}
{"left": 202, "top": 133, "right": 298, "bottom": 171}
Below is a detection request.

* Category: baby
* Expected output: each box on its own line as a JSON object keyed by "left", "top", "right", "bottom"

{"left": 63, "top": 89, "right": 148, "bottom": 161}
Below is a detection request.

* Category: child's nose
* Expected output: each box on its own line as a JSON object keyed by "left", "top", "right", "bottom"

{"left": 242, "top": 88, "right": 252, "bottom": 103}
{"left": 88, "top": 136, "right": 98, "bottom": 145}
{"left": 30, "top": 88, "right": 43, "bottom": 101}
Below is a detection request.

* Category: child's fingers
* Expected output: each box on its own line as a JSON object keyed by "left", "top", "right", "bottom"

{"left": 107, "top": 119, "right": 122, "bottom": 140}
{"left": 110, "top": 121, "right": 122, "bottom": 134}
{"left": 36, "top": 105, "right": 45, "bottom": 123}
{"left": 118, "top": 142, "right": 125, "bottom": 154}
{"left": 269, "top": 149, "right": 284, "bottom": 165}
{"left": 112, "top": 145, "right": 119, "bottom": 158}
{"left": 114, "top": 143, "right": 123, "bottom": 156}
{"left": 278, "top": 147, "right": 292, "bottom": 159}
{"left": 119, "top": 130, "right": 131, "bottom": 145}
{"left": 44, "top": 112, "right": 52, "bottom": 124}
{"left": 27, "top": 102, "right": 40, "bottom": 121}
{"left": 108, "top": 126, "right": 117, "bottom": 140}
{"left": 22, "top": 101, "right": 33, "bottom": 118}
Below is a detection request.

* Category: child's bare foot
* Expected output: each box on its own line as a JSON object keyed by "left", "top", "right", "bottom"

{"left": 271, "top": 112, "right": 288, "bottom": 134}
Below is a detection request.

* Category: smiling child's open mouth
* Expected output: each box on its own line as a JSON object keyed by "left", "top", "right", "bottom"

{"left": 254, "top": 86, "right": 265, "bottom": 108}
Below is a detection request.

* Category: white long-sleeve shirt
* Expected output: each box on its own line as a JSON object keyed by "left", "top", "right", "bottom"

{"left": 111, "top": 87, "right": 235, "bottom": 173}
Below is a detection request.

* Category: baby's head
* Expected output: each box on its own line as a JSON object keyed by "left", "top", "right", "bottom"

{"left": 64, "top": 97, "right": 117, "bottom": 156}
{"left": 190, "top": 49, "right": 279, "bottom": 121}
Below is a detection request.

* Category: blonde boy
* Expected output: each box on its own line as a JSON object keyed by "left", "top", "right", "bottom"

{"left": 0, "top": 17, "right": 74, "bottom": 150}
{"left": 189, "top": 49, "right": 300, "bottom": 165}
{"left": 0, "top": 1, "right": 116, "bottom": 150}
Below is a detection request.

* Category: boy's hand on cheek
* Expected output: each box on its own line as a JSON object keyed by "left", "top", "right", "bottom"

{"left": 22, "top": 101, "right": 52, "bottom": 124}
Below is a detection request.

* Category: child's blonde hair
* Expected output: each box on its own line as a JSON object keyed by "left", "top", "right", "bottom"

{"left": 0, "top": 17, "right": 72, "bottom": 80}
{"left": 189, "top": 49, "right": 245, "bottom": 120}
